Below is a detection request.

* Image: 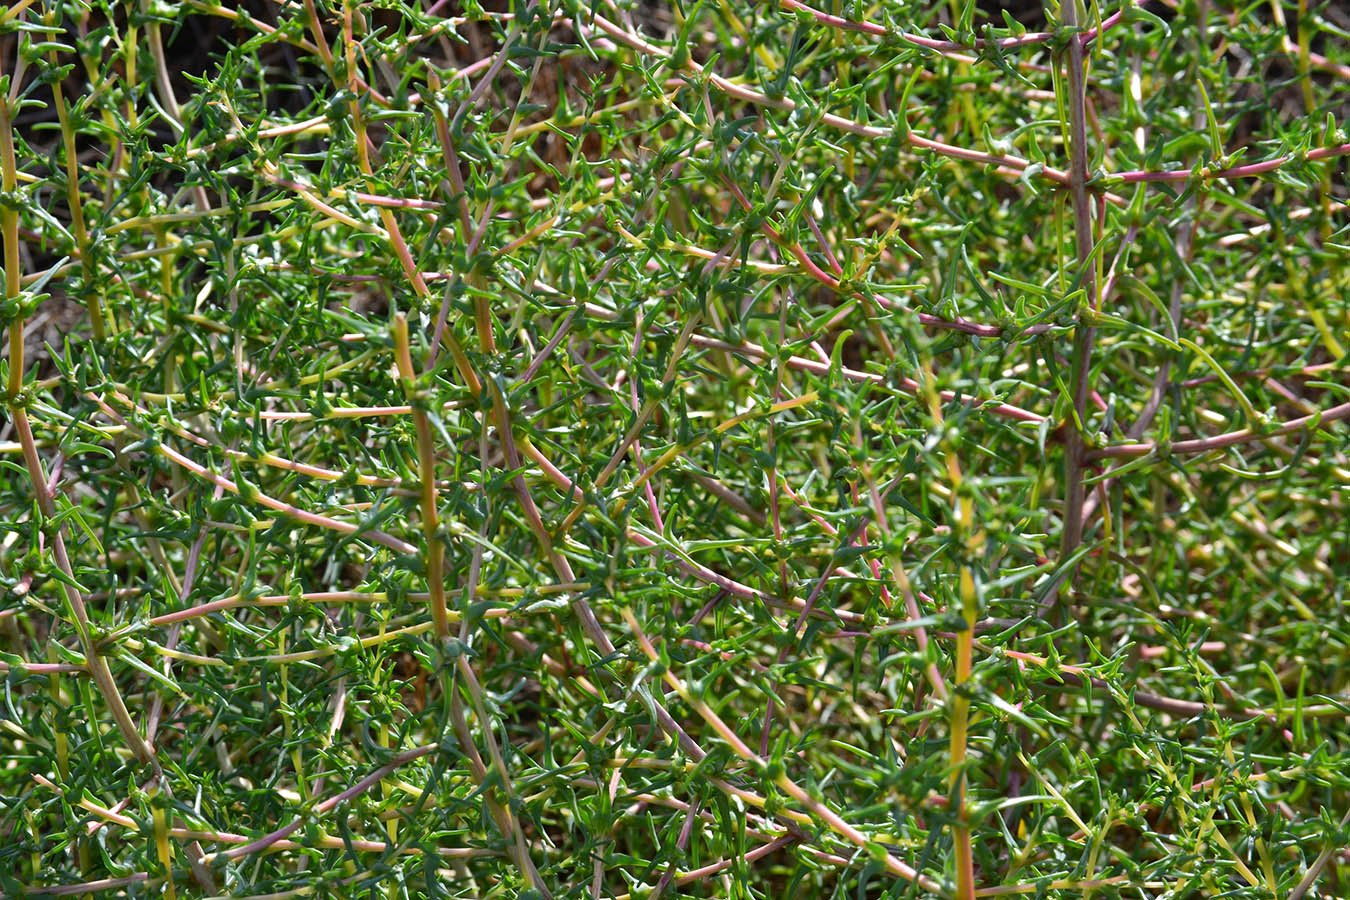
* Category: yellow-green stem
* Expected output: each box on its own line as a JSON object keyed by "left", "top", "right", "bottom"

{"left": 44, "top": 31, "right": 107, "bottom": 338}
{"left": 2, "top": 98, "right": 21, "bottom": 399}
{"left": 339, "top": 11, "right": 482, "bottom": 395}
{"left": 2, "top": 86, "right": 152, "bottom": 764}
{"left": 151, "top": 790, "right": 177, "bottom": 900}
{"left": 949, "top": 568, "right": 977, "bottom": 900}
{"left": 1296, "top": 0, "right": 1345, "bottom": 358}
{"left": 924, "top": 361, "right": 978, "bottom": 900}
{"left": 394, "top": 314, "right": 449, "bottom": 640}
{"left": 621, "top": 607, "right": 943, "bottom": 893}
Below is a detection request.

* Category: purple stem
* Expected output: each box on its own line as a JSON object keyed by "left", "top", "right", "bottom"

{"left": 1111, "top": 142, "right": 1350, "bottom": 183}
{"left": 1088, "top": 400, "right": 1350, "bottom": 460}
{"left": 224, "top": 745, "right": 437, "bottom": 860}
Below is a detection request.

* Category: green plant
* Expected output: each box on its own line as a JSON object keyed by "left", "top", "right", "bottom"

{"left": 2, "top": 0, "right": 1348, "bottom": 897}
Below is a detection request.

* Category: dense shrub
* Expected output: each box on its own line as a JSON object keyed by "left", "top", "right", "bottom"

{"left": 1, "top": 0, "right": 1348, "bottom": 897}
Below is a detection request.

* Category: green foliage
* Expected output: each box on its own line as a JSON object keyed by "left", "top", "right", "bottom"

{"left": 1, "top": 0, "right": 1348, "bottom": 898}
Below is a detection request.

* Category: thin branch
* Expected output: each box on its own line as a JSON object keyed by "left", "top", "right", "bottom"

{"left": 1086, "top": 400, "right": 1350, "bottom": 460}
{"left": 1049, "top": 0, "right": 1099, "bottom": 621}
{"left": 1107, "top": 142, "right": 1350, "bottom": 183}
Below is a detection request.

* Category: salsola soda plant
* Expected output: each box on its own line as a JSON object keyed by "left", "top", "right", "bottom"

{"left": 1, "top": 0, "right": 1348, "bottom": 896}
